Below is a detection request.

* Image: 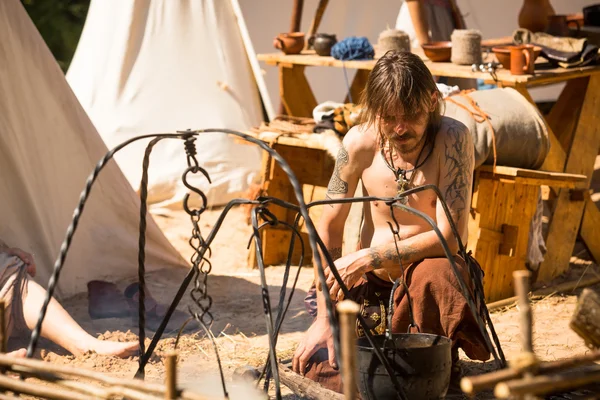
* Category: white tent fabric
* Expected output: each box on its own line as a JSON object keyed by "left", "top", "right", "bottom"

{"left": 66, "top": 0, "right": 264, "bottom": 210}
{"left": 0, "top": 0, "right": 187, "bottom": 299}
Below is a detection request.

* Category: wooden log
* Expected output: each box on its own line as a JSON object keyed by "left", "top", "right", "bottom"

{"left": 487, "top": 274, "right": 600, "bottom": 312}
{"left": 337, "top": 300, "right": 360, "bottom": 400}
{"left": 461, "top": 348, "right": 600, "bottom": 394}
{"left": 278, "top": 365, "right": 343, "bottom": 400}
{"left": 165, "top": 351, "right": 178, "bottom": 400}
{"left": 494, "top": 367, "right": 600, "bottom": 398}
{"left": 570, "top": 288, "right": 600, "bottom": 349}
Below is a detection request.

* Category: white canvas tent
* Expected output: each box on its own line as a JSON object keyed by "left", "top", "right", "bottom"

{"left": 66, "top": 0, "right": 265, "bottom": 210}
{"left": 0, "top": 0, "right": 187, "bottom": 299}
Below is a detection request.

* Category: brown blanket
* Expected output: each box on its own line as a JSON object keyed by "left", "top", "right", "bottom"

{"left": 303, "top": 255, "right": 490, "bottom": 393}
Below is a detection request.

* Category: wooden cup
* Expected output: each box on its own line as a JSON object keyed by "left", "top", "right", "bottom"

{"left": 509, "top": 45, "right": 535, "bottom": 75}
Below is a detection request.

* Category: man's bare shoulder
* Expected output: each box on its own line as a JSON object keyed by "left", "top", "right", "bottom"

{"left": 435, "top": 116, "right": 472, "bottom": 146}
{"left": 339, "top": 124, "right": 378, "bottom": 160}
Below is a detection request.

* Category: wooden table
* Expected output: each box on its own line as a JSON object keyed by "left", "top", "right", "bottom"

{"left": 256, "top": 50, "right": 600, "bottom": 288}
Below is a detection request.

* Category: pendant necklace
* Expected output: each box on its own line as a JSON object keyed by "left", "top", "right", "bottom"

{"left": 380, "top": 138, "right": 434, "bottom": 206}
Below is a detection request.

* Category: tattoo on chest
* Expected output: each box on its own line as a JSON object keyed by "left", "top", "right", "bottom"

{"left": 327, "top": 145, "right": 349, "bottom": 194}
{"left": 328, "top": 247, "right": 342, "bottom": 261}
{"left": 443, "top": 121, "right": 473, "bottom": 224}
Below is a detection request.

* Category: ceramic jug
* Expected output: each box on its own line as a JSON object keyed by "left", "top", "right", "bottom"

{"left": 519, "top": 0, "right": 553, "bottom": 32}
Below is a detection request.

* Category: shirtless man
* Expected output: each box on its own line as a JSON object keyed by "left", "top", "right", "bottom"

{"left": 292, "top": 51, "right": 489, "bottom": 392}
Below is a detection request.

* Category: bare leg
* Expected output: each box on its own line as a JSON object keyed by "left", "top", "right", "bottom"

{"left": 22, "top": 280, "right": 138, "bottom": 357}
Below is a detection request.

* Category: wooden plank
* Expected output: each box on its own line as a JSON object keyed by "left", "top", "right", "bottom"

{"left": 580, "top": 193, "right": 600, "bottom": 264}
{"left": 257, "top": 52, "right": 600, "bottom": 85}
{"left": 476, "top": 165, "right": 587, "bottom": 188}
{"left": 279, "top": 65, "right": 318, "bottom": 118}
{"left": 538, "top": 75, "right": 600, "bottom": 282}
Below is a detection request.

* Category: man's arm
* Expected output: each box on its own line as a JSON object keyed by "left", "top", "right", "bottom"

{"left": 315, "top": 127, "right": 371, "bottom": 315}
{"left": 359, "top": 120, "right": 474, "bottom": 274}
{"left": 406, "top": 0, "right": 431, "bottom": 46}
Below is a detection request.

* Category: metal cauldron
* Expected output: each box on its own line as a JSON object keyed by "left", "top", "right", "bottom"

{"left": 356, "top": 333, "right": 452, "bottom": 400}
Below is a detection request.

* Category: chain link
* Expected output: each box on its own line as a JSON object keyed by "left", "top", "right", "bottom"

{"left": 182, "top": 136, "right": 214, "bottom": 326}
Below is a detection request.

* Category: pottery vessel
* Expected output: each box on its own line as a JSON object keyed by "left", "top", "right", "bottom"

{"left": 273, "top": 32, "right": 305, "bottom": 55}
{"left": 519, "top": 0, "right": 553, "bottom": 32}
{"left": 310, "top": 33, "right": 337, "bottom": 56}
{"left": 547, "top": 14, "right": 580, "bottom": 36}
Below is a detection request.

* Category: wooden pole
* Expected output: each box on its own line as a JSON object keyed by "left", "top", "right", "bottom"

{"left": 290, "top": 0, "right": 304, "bottom": 32}
{"left": 278, "top": 365, "right": 344, "bottom": 400}
{"left": 487, "top": 274, "right": 600, "bottom": 312}
{"left": 304, "top": 0, "right": 330, "bottom": 50}
{"left": 337, "top": 300, "right": 360, "bottom": 400}
{"left": 0, "top": 373, "right": 91, "bottom": 400}
{"left": 165, "top": 351, "right": 178, "bottom": 400}
{"left": 0, "top": 301, "right": 6, "bottom": 354}
{"left": 495, "top": 367, "right": 600, "bottom": 398}
{"left": 514, "top": 271, "right": 533, "bottom": 355}
{"left": 461, "top": 348, "right": 600, "bottom": 395}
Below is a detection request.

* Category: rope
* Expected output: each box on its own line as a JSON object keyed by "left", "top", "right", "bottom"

{"left": 445, "top": 89, "right": 498, "bottom": 169}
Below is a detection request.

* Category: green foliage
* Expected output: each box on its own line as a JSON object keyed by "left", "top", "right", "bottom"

{"left": 21, "top": 0, "right": 90, "bottom": 72}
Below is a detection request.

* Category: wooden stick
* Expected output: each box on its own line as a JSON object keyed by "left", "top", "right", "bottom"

{"left": 278, "top": 365, "right": 343, "bottom": 400}
{"left": 461, "top": 348, "right": 600, "bottom": 394}
{"left": 303, "top": 0, "right": 329, "bottom": 50}
{"left": 487, "top": 274, "right": 600, "bottom": 311}
{"left": 494, "top": 367, "right": 600, "bottom": 398}
{"left": 165, "top": 351, "right": 178, "bottom": 400}
{"left": 0, "top": 373, "right": 93, "bottom": 400}
{"left": 337, "top": 300, "right": 360, "bottom": 400}
{"left": 0, "top": 354, "right": 207, "bottom": 400}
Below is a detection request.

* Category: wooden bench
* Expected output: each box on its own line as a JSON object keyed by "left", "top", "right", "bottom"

{"left": 469, "top": 165, "right": 587, "bottom": 302}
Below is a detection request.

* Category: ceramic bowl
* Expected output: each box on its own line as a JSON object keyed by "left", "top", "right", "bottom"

{"left": 421, "top": 41, "right": 452, "bottom": 62}
{"left": 492, "top": 45, "right": 542, "bottom": 68}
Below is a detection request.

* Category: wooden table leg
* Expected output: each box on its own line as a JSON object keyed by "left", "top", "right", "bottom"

{"left": 344, "top": 69, "right": 370, "bottom": 104}
{"left": 279, "top": 64, "right": 318, "bottom": 118}
{"left": 537, "top": 76, "right": 600, "bottom": 281}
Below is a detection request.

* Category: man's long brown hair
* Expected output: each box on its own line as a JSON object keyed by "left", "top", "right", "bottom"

{"left": 359, "top": 50, "right": 443, "bottom": 144}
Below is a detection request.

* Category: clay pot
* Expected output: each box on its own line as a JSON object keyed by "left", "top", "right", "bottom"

{"left": 492, "top": 45, "right": 542, "bottom": 68}
{"left": 309, "top": 33, "right": 337, "bottom": 56}
{"left": 421, "top": 41, "right": 452, "bottom": 62}
{"left": 518, "top": 0, "right": 553, "bottom": 32}
{"left": 273, "top": 32, "right": 305, "bottom": 55}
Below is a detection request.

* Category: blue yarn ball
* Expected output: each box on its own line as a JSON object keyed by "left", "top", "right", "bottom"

{"left": 330, "top": 36, "right": 375, "bottom": 61}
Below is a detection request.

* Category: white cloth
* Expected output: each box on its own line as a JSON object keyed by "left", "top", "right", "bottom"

{"left": 67, "top": 0, "right": 264, "bottom": 209}
{"left": 0, "top": 0, "right": 186, "bottom": 298}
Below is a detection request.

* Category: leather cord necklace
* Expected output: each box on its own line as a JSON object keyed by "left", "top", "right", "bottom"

{"left": 380, "top": 137, "right": 434, "bottom": 205}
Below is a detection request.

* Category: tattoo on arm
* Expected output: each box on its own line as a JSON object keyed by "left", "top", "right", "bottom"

{"left": 325, "top": 193, "right": 334, "bottom": 208}
{"left": 443, "top": 121, "right": 473, "bottom": 224}
{"left": 368, "top": 244, "right": 418, "bottom": 270}
{"left": 327, "top": 145, "right": 349, "bottom": 195}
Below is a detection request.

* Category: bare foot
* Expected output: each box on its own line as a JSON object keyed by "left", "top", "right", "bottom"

{"left": 6, "top": 348, "right": 27, "bottom": 358}
{"left": 82, "top": 340, "right": 139, "bottom": 358}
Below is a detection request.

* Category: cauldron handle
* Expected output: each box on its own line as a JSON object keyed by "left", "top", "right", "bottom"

{"left": 388, "top": 276, "right": 421, "bottom": 336}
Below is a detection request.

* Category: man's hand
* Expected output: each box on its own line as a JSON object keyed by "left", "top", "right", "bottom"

{"left": 3, "top": 247, "right": 36, "bottom": 277}
{"left": 292, "top": 317, "right": 336, "bottom": 375}
{"left": 326, "top": 250, "right": 369, "bottom": 302}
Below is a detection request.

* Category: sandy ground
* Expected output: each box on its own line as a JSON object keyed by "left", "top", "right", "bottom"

{"left": 9, "top": 203, "right": 600, "bottom": 399}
